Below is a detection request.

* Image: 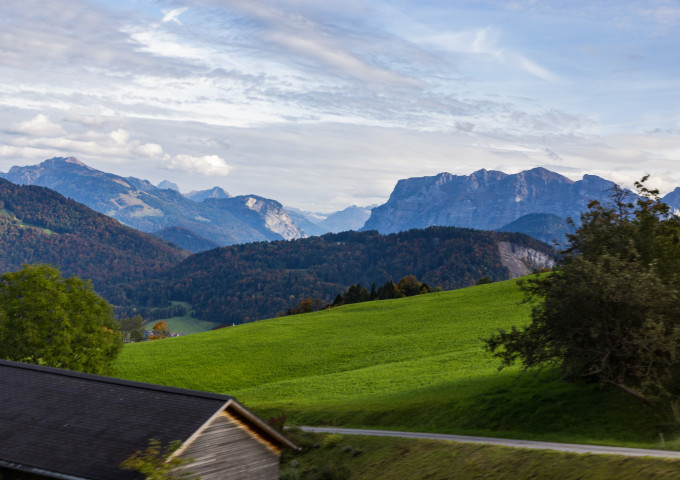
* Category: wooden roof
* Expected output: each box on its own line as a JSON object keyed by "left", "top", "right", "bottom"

{"left": 0, "top": 359, "right": 295, "bottom": 480}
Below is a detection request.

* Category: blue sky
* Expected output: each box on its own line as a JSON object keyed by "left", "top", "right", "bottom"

{"left": 0, "top": 0, "right": 678, "bottom": 211}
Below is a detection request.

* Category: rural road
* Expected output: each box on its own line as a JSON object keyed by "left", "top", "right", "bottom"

{"left": 298, "top": 426, "right": 680, "bottom": 459}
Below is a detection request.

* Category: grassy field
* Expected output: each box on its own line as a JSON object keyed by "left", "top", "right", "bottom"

{"left": 142, "top": 301, "right": 222, "bottom": 334}
{"left": 114, "top": 278, "right": 679, "bottom": 449}
{"left": 281, "top": 431, "right": 680, "bottom": 480}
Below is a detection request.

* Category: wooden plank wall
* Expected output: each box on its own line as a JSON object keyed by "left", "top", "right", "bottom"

{"left": 178, "top": 411, "right": 280, "bottom": 480}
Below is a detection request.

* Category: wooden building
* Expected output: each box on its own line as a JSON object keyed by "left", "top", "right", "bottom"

{"left": 0, "top": 359, "right": 296, "bottom": 479}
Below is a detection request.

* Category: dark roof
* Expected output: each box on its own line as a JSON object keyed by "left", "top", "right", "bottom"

{"left": 0, "top": 359, "right": 284, "bottom": 480}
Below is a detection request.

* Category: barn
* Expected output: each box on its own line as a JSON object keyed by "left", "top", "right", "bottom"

{"left": 0, "top": 359, "right": 297, "bottom": 479}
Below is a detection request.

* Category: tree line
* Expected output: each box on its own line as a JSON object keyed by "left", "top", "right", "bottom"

{"left": 117, "top": 227, "right": 553, "bottom": 324}
{"left": 283, "top": 275, "right": 438, "bottom": 316}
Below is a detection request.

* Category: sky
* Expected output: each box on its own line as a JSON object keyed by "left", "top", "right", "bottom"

{"left": 0, "top": 0, "right": 678, "bottom": 212}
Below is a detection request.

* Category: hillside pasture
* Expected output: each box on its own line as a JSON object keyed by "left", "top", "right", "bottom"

{"left": 115, "top": 279, "right": 676, "bottom": 449}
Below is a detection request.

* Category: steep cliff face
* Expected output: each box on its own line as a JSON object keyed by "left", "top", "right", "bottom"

{"left": 203, "top": 195, "right": 304, "bottom": 241}
{"left": 362, "top": 168, "right": 617, "bottom": 234}
{"left": 498, "top": 241, "right": 556, "bottom": 278}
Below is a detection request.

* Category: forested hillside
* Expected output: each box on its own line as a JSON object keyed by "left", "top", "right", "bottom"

{"left": 0, "top": 178, "right": 188, "bottom": 295}
{"left": 118, "top": 227, "right": 555, "bottom": 324}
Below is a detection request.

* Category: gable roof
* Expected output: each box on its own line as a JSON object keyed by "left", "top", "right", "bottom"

{"left": 0, "top": 359, "right": 295, "bottom": 480}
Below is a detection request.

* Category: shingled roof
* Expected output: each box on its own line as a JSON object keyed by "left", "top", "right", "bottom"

{"left": 0, "top": 359, "right": 295, "bottom": 480}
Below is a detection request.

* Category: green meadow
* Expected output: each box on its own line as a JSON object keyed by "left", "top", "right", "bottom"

{"left": 142, "top": 301, "right": 222, "bottom": 334}
{"left": 114, "top": 279, "right": 678, "bottom": 449}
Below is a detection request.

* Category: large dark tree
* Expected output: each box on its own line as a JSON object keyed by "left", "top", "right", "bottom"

{"left": 486, "top": 178, "right": 680, "bottom": 405}
{"left": 0, "top": 264, "right": 123, "bottom": 374}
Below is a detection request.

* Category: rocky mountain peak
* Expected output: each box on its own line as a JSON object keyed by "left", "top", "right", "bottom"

{"left": 362, "top": 167, "right": 618, "bottom": 235}
{"left": 185, "top": 187, "right": 231, "bottom": 202}
{"left": 157, "top": 180, "right": 180, "bottom": 192}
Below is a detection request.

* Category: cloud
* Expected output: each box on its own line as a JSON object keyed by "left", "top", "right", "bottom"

{"left": 162, "top": 7, "right": 188, "bottom": 24}
{"left": 513, "top": 54, "right": 559, "bottom": 82}
{"left": 166, "top": 154, "right": 232, "bottom": 176}
{"left": 64, "top": 114, "right": 106, "bottom": 127}
{"left": 10, "top": 114, "right": 65, "bottom": 136}
{"left": 457, "top": 122, "right": 475, "bottom": 132}
{"left": 0, "top": 115, "right": 232, "bottom": 178}
{"left": 137, "top": 143, "right": 164, "bottom": 158}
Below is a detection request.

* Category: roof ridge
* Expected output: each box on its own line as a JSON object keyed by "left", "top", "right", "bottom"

{"left": 0, "top": 359, "right": 232, "bottom": 402}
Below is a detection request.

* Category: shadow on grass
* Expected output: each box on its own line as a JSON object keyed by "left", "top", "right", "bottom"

{"left": 264, "top": 369, "right": 680, "bottom": 449}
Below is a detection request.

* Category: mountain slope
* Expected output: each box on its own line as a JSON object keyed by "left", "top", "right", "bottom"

{"left": 317, "top": 205, "right": 371, "bottom": 233}
{"left": 0, "top": 177, "right": 188, "bottom": 298}
{"left": 153, "top": 226, "right": 220, "bottom": 252}
{"left": 121, "top": 227, "right": 555, "bottom": 324}
{"left": 203, "top": 195, "right": 303, "bottom": 241}
{"left": 498, "top": 213, "right": 574, "bottom": 246}
{"left": 363, "top": 167, "right": 616, "bottom": 234}
{"left": 0, "top": 157, "right": 303, "bottom": 248}
{"left": 284, "top": 207, "right": 327, "bottom": 237}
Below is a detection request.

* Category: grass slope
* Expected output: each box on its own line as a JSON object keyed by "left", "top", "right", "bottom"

{"left": 115, "top": 279, "right": 677, "bottom": 449}
{"left": 283, "top": 431, "right": 680, "bottom": 480}
{"left": 143, "top": 302, "right": 222, "bottom": 334}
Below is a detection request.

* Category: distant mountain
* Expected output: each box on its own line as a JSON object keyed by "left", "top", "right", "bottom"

{"left": 0, "top": 158, "right": 303, "bottom": 249}
{"left": 317, "top": 205, "right": 371, "bottom": 233}
{"left": 284, "top": 207, "right": 327, "bottom": 237}
{"left": 284, "top": 205, "right": 371, "bottom": 236}
{"left": 203, "top": 195, "right": 303, "bottom": 241}
{"left": 157, "top": 180, "right": 180, "bottom": 191}
{"left": 662, "top": 188, "right": 680, "bottom": 213}
{"left": 153, "top": 225, "right": 220, "bottom": 252}
{"left": 185, "top": 186, "right": 231, "bottom": 202}
{"left": 498, "top": 213, "right": 574, "bottom": 247}
{"left": 120, "top": 227, "right": 556, "bottom": 324}
{"left": 363, "top": 167, "right": 617, "bottom": 236}
{"left": 0, "top": 177, "right": 188, "bottom": 300}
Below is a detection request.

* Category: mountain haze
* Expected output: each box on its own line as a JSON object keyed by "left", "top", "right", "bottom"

{"left": 317, "top": 205, "right": 371, "bottom": 233}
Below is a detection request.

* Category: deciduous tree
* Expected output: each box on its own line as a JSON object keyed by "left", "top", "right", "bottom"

{"left": 120, "top": 439, "right": 196, "bottom": 479}
{"left": 150, "top": 320, "right": 170, "bottom": 340}
{"left": 120, "top": 314, "right": 146, "bottom": 343}
{"left": 485, "top": 178, "right": 680, "bottom": 405}
{"left": 0, "top": 263, "right": 122, "bottom": 374}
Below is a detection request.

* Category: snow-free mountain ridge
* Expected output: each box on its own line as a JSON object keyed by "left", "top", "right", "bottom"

{"left": 0, "top": 157, "right": 303, "bottom": 251}
{"left": 363, "top": 167, "right": 618, "bottom": 239}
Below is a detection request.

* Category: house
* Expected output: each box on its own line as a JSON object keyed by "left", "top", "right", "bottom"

{"left": 0, "top": 359, "right": 297, "bottom": 479}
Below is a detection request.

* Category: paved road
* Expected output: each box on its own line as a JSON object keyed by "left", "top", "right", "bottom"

{"left": 298, "top": 426, "right": 680, "bottom": 459}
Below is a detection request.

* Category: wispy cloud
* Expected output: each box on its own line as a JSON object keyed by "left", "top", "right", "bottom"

{"left": 162, "top": 7, "right": 188, "bottom": 24}
{"left": 0, "top": 0, "right": 676, "bottom": 209}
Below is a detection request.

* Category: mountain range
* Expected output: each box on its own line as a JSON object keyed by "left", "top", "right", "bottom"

{"left": 363, "top": 168, "right": 614, "bottom": 236}
{"left": 363, "top": 167, "right": 680, "bottom": 245}
{"left": 4, "top": 158, "right": 679, "bottom": 252}
{"left": 0, "top": 177, "right": 187, "bottom": 298}
{"left": 0, "top": 175, "right": 555, "bottom": 325}
{"left": 0, "top": 158, "right": 373, "bottom": 252}
{"left": 0, "top": 158, "right": 307, "bottom": 251}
